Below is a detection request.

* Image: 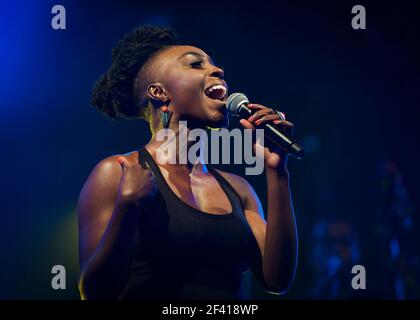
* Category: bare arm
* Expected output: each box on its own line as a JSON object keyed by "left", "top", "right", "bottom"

{"left": 78, "top": 154, "right": 156, "bottom": 299}
{"left": 240, "top": 173, "right": 298, "bottom": 295}
{"left": 237, "top": 102, "right": 299, "bottom": 294}
{"left": 218, "top": 170, "right": 298, "bottom": 295}
{"left": 263, "top": 169, "right": 298, "bottom": 293}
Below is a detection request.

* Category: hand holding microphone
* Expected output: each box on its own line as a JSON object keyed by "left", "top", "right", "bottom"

{"left": 226, "top": 93, "right": 306, "bottom": 159}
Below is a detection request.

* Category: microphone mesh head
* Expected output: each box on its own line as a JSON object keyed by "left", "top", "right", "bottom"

{"left": 226, "top": 93, "right": 249, "bottom": 116}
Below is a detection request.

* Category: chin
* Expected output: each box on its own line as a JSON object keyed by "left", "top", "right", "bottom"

{"left": 200, "top": 97, "right": 229, "bottom": 128}
{"left": 207, "top": 112, "right": 229, "bottom": 129}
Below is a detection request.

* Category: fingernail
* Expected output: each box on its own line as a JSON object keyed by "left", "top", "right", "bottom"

{"left": 248, "top": 116, "right": 254, "bottom": 122}
{"left": 255, "top": 119, "right": 262, "bottom": 125}
{"left": 274, "top": 120, "right": 281, "bottom": 124}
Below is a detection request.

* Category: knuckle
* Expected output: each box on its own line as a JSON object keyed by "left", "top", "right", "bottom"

{"left": 120, "top": 188, "right": 134, "bottom": 199}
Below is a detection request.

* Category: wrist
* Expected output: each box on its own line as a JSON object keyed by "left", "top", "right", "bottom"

{"left": 266, "top": 167, "right": 290, "bottom": 180}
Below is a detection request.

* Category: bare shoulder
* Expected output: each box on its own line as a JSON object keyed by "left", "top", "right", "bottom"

{"left": 85, "top": 154, "right": 121, "bottom": 182}
{"left": 88, "top": 151, "right": 138, "bottom": 178}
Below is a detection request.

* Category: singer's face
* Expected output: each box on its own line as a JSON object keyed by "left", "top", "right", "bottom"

{"left": 150, "top": 45, "right": 229, "bottom": 128}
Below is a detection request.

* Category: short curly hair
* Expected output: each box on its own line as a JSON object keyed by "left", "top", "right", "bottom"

{"left": 91, "top": 25, "right": 179, "bottom": 120}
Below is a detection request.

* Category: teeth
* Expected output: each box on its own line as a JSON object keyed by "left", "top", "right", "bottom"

{"left": 206, "top": 84, "right": 227, "bottom": 99}
{"left": 208, "top": 84, "right": 226, "bottom": 93}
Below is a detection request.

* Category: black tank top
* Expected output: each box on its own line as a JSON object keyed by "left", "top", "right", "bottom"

{"left": 118, "top": 147, "right": 261, "bottom": 300}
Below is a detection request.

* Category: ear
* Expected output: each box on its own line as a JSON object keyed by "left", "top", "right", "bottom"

{"left": 146, "top": 83, "right": 170, "bottom": 106}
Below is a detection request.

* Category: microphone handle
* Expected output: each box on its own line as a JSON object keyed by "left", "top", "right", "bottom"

{"left": 237, "top": 104, "right": 306, "bottom": 159}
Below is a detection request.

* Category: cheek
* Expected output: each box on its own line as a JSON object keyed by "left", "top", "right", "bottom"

{"left": 169, "top": 73, "right": 205, "bottom": 112}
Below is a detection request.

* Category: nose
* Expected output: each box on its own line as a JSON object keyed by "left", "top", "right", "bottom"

{"left": 209, "top": 65, "right": 224, "bottom": 80}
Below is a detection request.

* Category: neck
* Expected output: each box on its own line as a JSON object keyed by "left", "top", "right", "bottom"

{"left": 145, "top": 121, "right": 207, "bottom": 173}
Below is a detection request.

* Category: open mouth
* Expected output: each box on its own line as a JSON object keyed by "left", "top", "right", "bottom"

{"left": 204, "top": 84, "right": 227, "bottom": 102}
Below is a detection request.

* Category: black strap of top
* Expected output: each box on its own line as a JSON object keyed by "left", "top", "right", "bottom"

{"left": 137, "top": 147, "right": 247, "bottom": 223}
{"left": 206, "top": 166, "right": 244, "bottom": 210}
{"left": 137, "top": 148, "right": 149, "bottom": 169}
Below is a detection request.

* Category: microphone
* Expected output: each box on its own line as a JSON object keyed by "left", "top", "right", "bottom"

{"left": 226, "top": 92, "right": 306, "bottom": 159}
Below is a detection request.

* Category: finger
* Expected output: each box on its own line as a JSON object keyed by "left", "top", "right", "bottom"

{"left": 254, "top": 114, "right": 281, "bottom": 126}
{"left": 248, "top": 109, "right": 275, "bottom": 123}
{"left": 117, "top": 157, "right": 130, "bottom": 169}
{"left": 273, "top": 120, "right": 294, "bottom": 127}
{"left": 239, "top": 119, "right": 255, "bottom": 130}
{"left": 254, "top": 134, "right": 268, "bottom": 157}
{"left": 273, "top": 120, "right": 294, "bottom": 136}
{"left": 247, "top": 103, "right": 270, "bottom": 110}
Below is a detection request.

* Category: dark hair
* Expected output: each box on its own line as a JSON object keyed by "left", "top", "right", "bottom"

{"left": 91, "top": 25, "right": 179, "bottom": 120}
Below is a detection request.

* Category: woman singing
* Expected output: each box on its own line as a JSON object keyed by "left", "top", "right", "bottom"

{"left": 78, "top": 26, "right": 298, "bottom": 299}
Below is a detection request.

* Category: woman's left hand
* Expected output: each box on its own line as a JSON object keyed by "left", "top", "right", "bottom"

{"left": 239, "top": 103, "right": 294, "bottom": 175}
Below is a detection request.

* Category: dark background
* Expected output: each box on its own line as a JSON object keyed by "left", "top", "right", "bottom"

{"left": 0, "top": 0, "right": 419, "bottom": 299}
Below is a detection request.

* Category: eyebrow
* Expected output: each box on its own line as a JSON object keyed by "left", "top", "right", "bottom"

{"left": 179, "top": 51, "right": 216, "bottom": 66}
